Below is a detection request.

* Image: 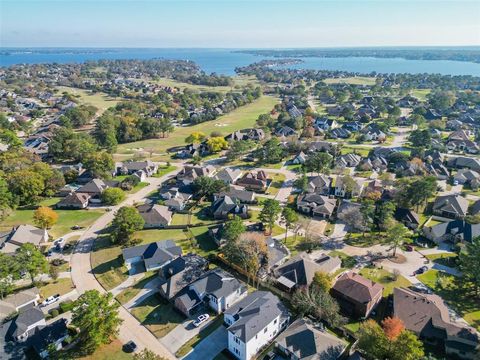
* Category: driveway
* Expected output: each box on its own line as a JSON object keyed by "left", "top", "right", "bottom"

{"left": 182, "top": 325, "right": 228, "bottom": 360}
{"left": 160, "top": 316, "right": 215, "bottom": 354}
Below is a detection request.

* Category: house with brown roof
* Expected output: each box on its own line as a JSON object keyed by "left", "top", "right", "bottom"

{"left": 330, "top": 272, "right": 383, "bottom": 318}
{"left": 137, "top": 204, "right": 173, "bottom": 228}
{"left": 0, "top": 225, "right": 48, "bottom": 254}
{"left": 394, "top": 287, "right": 479, "bottom": 359}
{"left": 56, "top": 192, "right": 90, "bottom": 209}
{"left": 236, "top": 171, "right": 268, "bottom": 192}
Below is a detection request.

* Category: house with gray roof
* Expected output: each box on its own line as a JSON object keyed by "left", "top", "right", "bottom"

{"left": 28, "top": 318, "right": 68, "bottom": 359}
{"left": 273, "top": 252, "right": 341, "bottom": 292}
{"left": 116, "top": 160, "right": 158, "bottom": 177}
{"left": 453, "top": 169, "right": 480, "bottom": 188}
{"left": 296, "top": 194, "right": 336, "bottom": 219}
{"left": 137, "top": 204, "right": 173, "bottom": 228}
{"left": 56, "top": 192, "right": 90, "bottom": 209}
{"left": 275, "top": 318, "right": 347, "bottom": 360}
{"left": 335, "top": 153, "right": 362, "bottom": 168}
{"left": 394, "top": 287, "right": 479, "bottom": 359}
{"left": 0, "top": 307, "right": 45, "bottom": 342}
{"left": 215, "top": 168, "right": 243, "bottom": 185}
{"left": 225, "top": 291, "right": 290, "bottom": 360}
{"left": 447, "top": 156, "right": 480, "bottom": 172}
{"left": 432, "top": 194, "right": 469, "bottom": 219}
{"left": 211, "top": 196, "right": 248, "bottom": 220}
{"left": 174, "top": 269, "right": 247, "bottom": 316}
{"left": 0, "top": 288, "right": 40, "bottom": 320}
{"left": 0, "top": 225, "right": 48, "bottom": 254}
{"left": 423, "top": 219, "right": 480, "bottom": 244}
{"left": 306, "top": 175, "right": 331, "bottom": 195}
{"left": 214, "top": 186, "right": 256, "bottom": 204}
{"left": 122, "top": 240, "right": 182, "bottom": 273}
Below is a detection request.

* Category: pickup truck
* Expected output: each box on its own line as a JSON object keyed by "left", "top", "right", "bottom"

{"left": 42, "top": 294, "right": 60, "bottom": 307}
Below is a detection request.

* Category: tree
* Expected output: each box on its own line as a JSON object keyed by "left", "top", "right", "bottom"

{"left": 192, "top": 176, "right": 226, "bottom": 199}
{"left": 259, "top": 199, "right": 281, "bottom": 234}
{"left": 281, "top": 207, "right": 298, "bottom": 242}
{"left": 83, "top": 151, "right": 114, "bottom": 179}
{"left": 33, "top": 206, "right": 59, "bottom": 229}
{"left": 357, "top": 319, "right": 424, "bottom": 360}
{"left": 291, "top": 287, "right": 345, "bottom": 327}
{"left": 206, "top": 137, "right": 229, "bottom": 153}
{"left": 16, "top": 243, "right": 49, "bottom": 285}
{"left": 338, "top": 206, "right": 368, "bottom": 233}
{"left": 360, "top": 199, "right": 376, "bottom": 234}
{"left": 294, "top": 173, "right": 308, "bottom": 192}
{"left": 71, "top": 290, "right": 123, "bottom": 355}
{"left": 0, "top": 176, "right": 13, "bottom": 220}
{"left": 134, "top": 349, "right": 167, "bottom": 360}
{"left": 226, "top": 140, "right": 253, "bottom": 161}
{"left": 49, "top": 264, "right": 59, "bottom": 281}
{"left": 312, "top": 271, "right": 332, "bottom": 292}
{"left": 386, "top": 222, "right": 409, "bottom": 257}
{"left": 257, "top": 138, "right": 284, "bottom": 164}
{"left": 8, "top": 169, "right": 45, "bottom": 205}
{"left": 304, "top": 152, "right": 332, "bottom": 175}
{"left": 101, "top": 188, "right": 126, "bottom": 205}
{"left": 459, "top": 236, "right": 480, "bottom": 295}
{"left": 158, "top": 117, "right": 174, "bottom": 138}
{"left": 185, "top": 132, "right": 206, "bottom": 144}
{"left": 111, "top": 207, "right": 145, "bottom": 245}
{"left": 223, "top": 217, "right": 246, "bottom": 242}
{"left": 409, "top": 129, "right": 431, "bottom": 149}
{"left": 0, "top": 253, "right": 19, "bottom": 299}
{"left": 375, "top": 202, "right": 396, "bottom": 231}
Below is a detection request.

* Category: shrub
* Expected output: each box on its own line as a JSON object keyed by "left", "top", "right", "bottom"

{"left": 59, "top": 300, "right": 74, "bottom": 313}
{"left": 50, "top": 309, "right": 60, "bottom": 318}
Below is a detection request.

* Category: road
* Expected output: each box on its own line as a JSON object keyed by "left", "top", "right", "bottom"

{"left": 70, "top": 168, "right": 180, "bottom": 359}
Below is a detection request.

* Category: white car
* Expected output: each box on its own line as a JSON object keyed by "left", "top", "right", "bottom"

{"left": 55, "top": 238, "right": 65, "bottom": 247}
{"left": 42, "top": 294, "right": 60, "bottom": 307}
{"left": 193, "top": 314, "right": 210, "bottom": 327}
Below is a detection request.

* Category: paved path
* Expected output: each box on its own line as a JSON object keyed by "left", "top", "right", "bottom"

{"left": 182, "top": 325, "right": 228, "bottom": 360}
{"left": 109, "top": 273, "right": 144, "bottom": 297}
{"left": 160, "top": 317, "right": 215, "bottom": 354}
{"left": 41, "top": 289, "right": 79, "bottom": 314}
{"left": 124, "top": 277, "right": 162, "bottom": 309}
{"left": 70, "top": 168, "right": 180, "bottom": 359}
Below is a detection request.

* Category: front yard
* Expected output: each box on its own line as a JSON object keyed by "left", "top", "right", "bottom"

{"left": 267, "top": 173, "right": 286, "bottom": 196}
{"left": 115, "top": 271, "right": 157, "bottom": 305}
{"left": 130, "top": 293, "right": 185, "bottom": 338}
{"left": 39, "top": 278, "right": 74, "bottom": 298}
{"left": 175, "top": 315, "right": 224, "bottom": 358}
{"left": 359, "top": 267, "right": 411, "bottom": 296}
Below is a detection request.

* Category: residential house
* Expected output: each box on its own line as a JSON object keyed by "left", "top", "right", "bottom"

{"left": 224, "top": 291, "right": 290, "bottom": 360}
{"left": 342, "top": 121, "right": 364, "bottom": 132}
{"left": 315, "top": 118, "right": 338, "bottom": 131}
{"left": 453, "top": 169, "right": 480, "bottom": 188}
{"left": 296, "top": 194, "right": 336, "bottom": 219}
{"left": 28, "top": 318, "right": 68, "bottom": 359}
{"left": 446, "top": 139, "right": 479, "bottom": 154}
{"left": 0, "top": 225, "right": 48, "bottom": 254}
{"left": 334, "top": 176, "right": 364, "bottom": 198}
{"left": 211, "top": 196, "right": 248, "bottom": 220}
{"left": 331, "top": 272, "right": 383, "bottom": 318}
{"left": 273, "top": 252, "right": 341, "bottom": 292}
{"left": 56, "top": 192, "right": 90, "bottom": 209}
{"left": 275, "top": 318, "right": 347, "bottom": 360}
{"left": 174, "top": 269, "right": 248, "bottom": 316}
{"left": 336, "top": 153, "right": 362, "bottom": 168}
{"left": 176, "top": 143, "right": 209, "bottom": 159}
{"left": 122, "top": 240, "right": 182, "bottom": 273}
{"left": 425, "top": 109, "right": 442, "bottom": 120}
{"left": 0, "top": 307, "right": 45, "bottom": 342}
{"left": 215, "top": 168, "right": 243, "bottom": 185}
{"left": 329, "top": 128, "right": 351, "bottom": 139}
{"left": 446, "top": 119, "right": 464, "bottom": 131}
{"left": 447, "top": 156, "right": 480, "bottom": 172}
{"left": 0, "top": 288, "right": 41, "bottom": 320}
{"left": 137, "top": 204, "right": 173, "bottom": 228}
{"left": 116, "top": 160, "right": 158, "bottom": 177}
{"left": 159, "top": 254, "right": 209, "bottom": 300}
{"left": 394, "top": 287, "right": 479, "bottom": 359}
{"left": 226, "top": 129, "right": 265, "bottom": 142}
{"left": 394, "top": 208, "right": 420, "bottom": 229}
{"left": 292, "top": 151, "right": 307, "bottom": 165}
{"left": 177, "top": 165, "right": 216, "bottom": 185}
{"left": 432, "top": 194, "right": 469, "bottom": 219}
{"left": 423, "top": 220, "right": 480, "bottom": 244}
{"left": 214, "top": 186, "right": 256, "bottom": 204}
{"left": 276, "top": 126, "right": 296, "bottom": 138}
{"left": 76, "top": 179, "right": 116, "bottom": 203}
{"left": 160, "top": 186, "right": 192, "bottom": 211}
{"left": 262, "top": 237, "right": 290, "bottom": 278}
{"left": 306, "top": 175, "right": 332, "bottom": 195}
{"left": 236, "top": 171, "right": 268, "bottom": 192}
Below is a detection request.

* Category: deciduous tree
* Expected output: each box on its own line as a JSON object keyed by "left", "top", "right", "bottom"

{"left": 459, "top": 236, "right": 480, "bottom": 295}
{"left": 101, "top": 188, "right": 126, "bottom": 205}
{"left": 259, "top": 199, "right": 281, "bottom": 234}
{"left": 281, "top": 207, "right": 298, "bottom": 241}
{"left": 206, "top": 137, "right": 229, "bottom": 152}
{"left": 111, "top": 207, "right": 145, "bottom": 245}
{"left": 16, "top": 243, "right": 49, "bottom": 285}
{"left": 222, "top": 216, "right": 246, "bottom": 242}
{"left": 33, "top": 206, "right": 58, "bottom": 229}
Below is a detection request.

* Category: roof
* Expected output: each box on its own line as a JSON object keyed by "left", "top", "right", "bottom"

{"left": 0, "top": 288, "right": 40, "bottom": 319}
{"left": 266, "top": 237, "right": 289, "bottom": 269}
{"left": 394, "top": 208, "right": 420, "bottom": 225}
{"left": 433, "top": 195, "right": 469, "bottom": 217}
{"left": 120, "top": 160, "right": 155, "bottom": 172}
{"left": 57, "top": 192, "right": 90, "bottom": 207}
{"left": 29, "top": 318, "right": 68, "bottom": 355}
{"left": 215, "top": 168, "right": 242, "bottom": 183}
{"left": 138, "top": 204, "right": 173, "bottom": 226}
{"left": 394, "top": 288, "right": 479, "bottom": 344}
{"left": 215, "top": 186, "right": 255, "bottom": 203}
{"left": 297, "top": 194, "right": 336, "bottom": 215}
{"left": 426, "top": 220, "right": 480, "bottom": 242}
{"left": 274, "top": 253, "right": 341, "bottom": 288}
{"left": 7, "top": 225, "right": 46, "bottom": 248}
{"left": 332, "top": 272, "right": 383, "bottom": 304}
{"left": 225, "top": 291, "right": 289, "bottom": 342}
{"left": 122, "top": 240, "right": 181, "bottom": 268}
{"left": 11, "top": 308, "right": 44, "bottom": 338}
{"left": 190, "top": 269, "right": 245, "bottom": 299}
{"left": 77, "top": 178, "right": 109, "bottom": 194}
{"left": 275, "top": 318, "right": 347, "bottom": 360}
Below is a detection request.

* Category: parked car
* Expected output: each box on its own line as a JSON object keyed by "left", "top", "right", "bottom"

{"left": 405, "top": 245, "right": 414, "bottom": 252}
{"left": 123, "top": 341, "right": 137, "bottom": 353}
{"left": 453, "top": 180, "right": 459, "bottom": 186}
{"left": 263, "top": 351, "right": 276, "bottom": 360}
{"left": 71, "top": 225, "right": 82, "bottom": 230}
{"left": 55, "top": 238, "right": 65, "bottom": 249}
{"left": 42, "top": 294, "right": 60, "bottom": 307}
{"left": 193, "top": 314, "right": 210, "bottom": 327}
{"left": 414, "top": 266, "right": 429, "bottom": 275}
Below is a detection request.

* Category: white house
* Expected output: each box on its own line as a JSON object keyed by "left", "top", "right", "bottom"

{"left": 224, "top": 291, "right": 289, "bottom": 360}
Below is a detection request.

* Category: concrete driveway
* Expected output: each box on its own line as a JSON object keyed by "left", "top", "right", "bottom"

{"left": 160, "top": 316, "right": 215, "bottom": 354}
{"left": 182, "top": 325, "right": 228, "bottom": 360}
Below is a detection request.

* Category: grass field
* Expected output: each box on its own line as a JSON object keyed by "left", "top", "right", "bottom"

{"left": 153, "top": 164, "right": 177, "bottom": 178}
{"left": 130, "top": 294, "right": 185, "bottom": 338}
{"left": 39, "top": 278, "right": 74, "bottom": 298}
{"left": 153, "top": 75, "right": 259, "bottom": 93}
{"left": 115, "top": 96, "right": 278, "bottom": 158}
{"left": 0, "top": 200, "right": 104, "bottom": 239}
{"left": 359, "top": 267, "right": 411, "bottom": 296}
{"left": 411, "top": 89, "right": 431, "bottom": 101}
{"left": 80, "top": 339, "right": 132, "bottom": 360}
{"left": 324, "top": 76, "right": 377, "bottom": 86}
{"left": 56, "top": 86, "right": 120, "bottom": 112}
{"left": 115, "top": 271, "right": 156, "bottom": 305}
{"left": 267, "top": 173, "right": 286, "bottom": 196}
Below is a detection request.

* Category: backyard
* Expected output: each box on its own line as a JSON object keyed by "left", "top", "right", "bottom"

{"left": 130, "top": 293, "right": 185, "bottom": 338}
{"left": 359, "top": 267, "right": 411, "bottom": 296}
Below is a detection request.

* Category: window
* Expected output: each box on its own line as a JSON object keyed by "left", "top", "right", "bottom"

{"left": 264, "top": 327, "right": 268, "bottom": 333}
{"left": 274, "top": 319, "right": 277, "bottom": 325}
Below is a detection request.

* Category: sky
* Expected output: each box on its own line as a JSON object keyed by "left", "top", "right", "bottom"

{"left": 1, "top": 0, "right": 479, "bottom": 48}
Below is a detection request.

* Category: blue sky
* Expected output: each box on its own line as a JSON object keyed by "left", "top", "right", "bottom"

{"left": 1, "top": 0, "right": 479, "bottom": 47}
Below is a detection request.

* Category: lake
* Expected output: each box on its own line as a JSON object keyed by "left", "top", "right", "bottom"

{"left": 1, "top": 48, "right": 480, "bottom": 76}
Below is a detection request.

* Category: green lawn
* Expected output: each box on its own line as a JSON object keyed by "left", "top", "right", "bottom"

{"left": 324, "top": 76, "right": 377, "bottom": 86}
{"left": 126, "top": 182, "right": 149, "bottom": 194}
{"left": 175, "top": 315, "right": 224, "bottom": 358}
{"left": 90, "top": 236, "right": 129, "bottom": 291}
{"left": 329, "top": 250, "right": 356, "bottom": 269}
{"left": 418, "top": 269, "right": 480, "bottom": 330}
{"left": 130, "top": 294, "right": 185, "bottom": 338}
{"left": 81, "top": 339, "right": 132, "bottom": 360}
{"left": 153, "top": 165, "right": 177, "bottom": 177}
{"left": 170, "top": 204, "right": 216, "bottom": 226}
{"left": 425, "top": 253, "right": 458, "bottom": 267}
{"left": 340, "top": 146, "right": 371, "bottom": 157}
{"left": 0, "top": 199, "right": 104, "bottom": 238}
{"left": 411, "top": 89, "right": 431, "bottom": 101}
{"left": 115, "top": 96, "right": 278, "bottom": 158}
{"left": 39, "top": 278, "right": 74, "bottom": 298}
{"left": 359, "top": 267, "right": 411, "bottom": 296}
{"left": 267, "top": 173, "right": 286, "bottom": 196}
{"left": 135, "top": 228, "right": 188, "bottom": 244}
{"left": 152, "top": 75, "right": 259, "bottom": 93}
{"left": 56, "top": 86, "right": 120, "bottom": 112}
{"left": 283, "top": 235, "right": 305, "bottom": 256}
{"left": 115, "top": 271, "right": 157, "bottom": 305}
